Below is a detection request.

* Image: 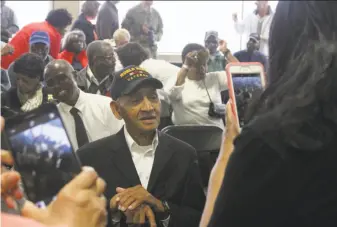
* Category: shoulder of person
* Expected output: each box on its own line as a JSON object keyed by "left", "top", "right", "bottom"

{"left": 234, "top": 119, "right": 286, "bottom": 160}
{"left": 128, "top": 4, "right": 141, "bottom": 14}
{"left": 151, "top": 7, "right": 161, "bottom": 16}
{"left": 77, "top": 130, "right": 121, "bottom": 159}
{"left": 233, "top": 50, "right": 244, "bottom": 56}
{"left": 159, "top": 131, "right": 197, "bottom": 157}
{"left": 85, "top": 92, "right": 113, "bottom": 104}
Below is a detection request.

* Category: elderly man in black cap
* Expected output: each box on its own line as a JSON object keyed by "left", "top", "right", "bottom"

{"left": 77, "top": 65, "right": 205, "bottom": 227}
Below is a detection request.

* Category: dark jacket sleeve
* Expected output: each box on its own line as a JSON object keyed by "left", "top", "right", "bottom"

{"left": 96, "top": 7, "right": 119, "bottom": 40}
{"left": 168, "top": 150, "right": 206, "bottom": 227}
{"left": 121, "top": 8, "right": 142, "bottom": 39}
{"left": 208, "top": 129, "right": 287, "bottom": 227}
{"left": 72, "top": 19, "right": 95, "bottom": 45}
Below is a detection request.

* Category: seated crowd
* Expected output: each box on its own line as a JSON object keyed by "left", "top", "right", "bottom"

{"left": 3, "top": 1, "right": 337, "bottom": 227}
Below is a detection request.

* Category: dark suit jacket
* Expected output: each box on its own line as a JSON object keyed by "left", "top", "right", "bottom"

{"left": 76, "top": 66, "right": 114, "bottom": 96}
{"left": 77, "top": 128, "right": 206, "bottom": 227}
{"left": 72, "top": 13, "right": 96, "bottom": 45}
{"left": 96, "top": 1, "right": 119, "bottom": 40}
{"left": 75, "top": 66, "right": 90, "bottom": 92}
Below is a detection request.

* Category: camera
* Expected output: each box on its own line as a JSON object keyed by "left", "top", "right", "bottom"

{"left": 208, "top": 102, "right": 226, "bottom": 119}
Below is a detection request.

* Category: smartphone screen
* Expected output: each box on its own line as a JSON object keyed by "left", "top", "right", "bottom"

{"left": 5, "top": 104, "right": 81, "bottom": 206}
{"left": 232, "top": 73, "right": 263, "bottom": 127}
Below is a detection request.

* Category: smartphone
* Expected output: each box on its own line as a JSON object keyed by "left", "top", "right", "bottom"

{"left": 226, "top": 62, "right": 266, "bottom": 128}
{"left": 4, "top": 103, "right": 82, "bottom": 206}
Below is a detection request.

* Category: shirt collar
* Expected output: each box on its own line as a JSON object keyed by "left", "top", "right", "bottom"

{"left": 59, "top": 89, "right": 87, "bottom": 113}
{"left": 87, "top": 66, "right": 99, "bottom": 85}
{"left": 124, "top": 126, "right": 159, "bottom": 155}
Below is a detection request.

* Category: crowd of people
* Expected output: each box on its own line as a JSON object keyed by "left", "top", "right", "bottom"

{"left": 3, "top": 0, "right": 337, "bottom": 227}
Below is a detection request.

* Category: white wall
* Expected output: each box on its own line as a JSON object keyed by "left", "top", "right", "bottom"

{"left": 7, "top": 1, "right": 278, "bottom": 62}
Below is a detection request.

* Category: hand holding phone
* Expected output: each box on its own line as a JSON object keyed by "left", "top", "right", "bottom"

{"left": 4, "top": 104, "right": 82, "bottom": 206}
{"left": 226, "top": 62, "right": 266, "bottom": 128}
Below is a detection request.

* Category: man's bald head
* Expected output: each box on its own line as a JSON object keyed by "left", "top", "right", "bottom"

{"left": 44, "top": 59, "right": 74, "bottom": 81}
{"left": 86, "top": 41, "right": 116, "bottom": 81}
{"left": 87, "top": 41, "right": 114, "bottom": 63}
{"left": 44, "top": 59, "right": 79, "bottom": 105}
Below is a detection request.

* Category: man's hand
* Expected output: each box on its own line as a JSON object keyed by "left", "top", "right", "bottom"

{"left": 0, "top": 117, "right": 24, "bottom": 209}
{"left": 1, "top": 151, "right": 24, "bottom": 209}
{"left": 1, "top": 44, "right": 14, "bottom": 56}
{"left": 115, "top": 185, "right": 164, "bottom": 212}
{"left": 125, "top": 205, "right": 157, "bottom": 227}
{"left": 22, "top": 167, "right": 108, "bottom": 227}
{"left": 143, "top": 24, "right": 150, "bottom": 34}
{"left": 219, "top": 40, "right": 228, "bottom": 53}
{"left": 184, "top": 51, "right": 198, "bottom": 68}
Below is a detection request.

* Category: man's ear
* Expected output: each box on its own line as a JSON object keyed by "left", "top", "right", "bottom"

{"left": 110, "top": 101, "right": 123, "bottom": 120}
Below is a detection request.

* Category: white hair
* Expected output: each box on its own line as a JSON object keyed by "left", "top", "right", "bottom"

{"left": 113, "top": 28, "right": 131, "bottom": 47}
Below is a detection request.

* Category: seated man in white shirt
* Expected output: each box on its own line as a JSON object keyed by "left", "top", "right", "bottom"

{"left": 76, "top": 40, "right": 116, "bottom": 96}
{"left": 116, "top": 42, "right": 180, "bottom": 104}
{"left": 44, "top": 59, "right": 124, "bottom": 151}
{"left": 168, "top": 43, "right": 228, "bottom": 130}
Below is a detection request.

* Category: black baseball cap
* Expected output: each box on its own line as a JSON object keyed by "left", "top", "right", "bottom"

{"left": 110, "top": 65, "right": 163, "bottom": 100}
{"left": 205, "top": 31, "right": 219, "bottom": 41}
{"left": 249, "top": 33, "right": 260, "bottom": 43}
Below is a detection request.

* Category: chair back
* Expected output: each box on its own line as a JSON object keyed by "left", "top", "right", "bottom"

{"left": 159, "top": 100, "right": 172, "bottom": 130}
{"left": 162, "top": 125, "right": 223, "bottom": 187}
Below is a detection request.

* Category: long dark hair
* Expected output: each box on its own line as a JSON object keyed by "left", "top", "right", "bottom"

{"left": 245, "top": 1, "right": 337, "bottom": 151}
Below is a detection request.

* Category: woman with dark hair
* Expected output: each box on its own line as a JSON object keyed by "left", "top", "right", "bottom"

{"left": 58, "top": 30, "right": 88, "bottom": 71}
{"left": 1, "top": 9, "right": 72, "bottom": 69}
{"left": 204, "top": 1, "right": 337, "bottom": 227}
{"left": 1, "top": 53, "right": 49, "bottom": 118}
{"left": 72, "top": 1, "right": 100, "bottom": 45}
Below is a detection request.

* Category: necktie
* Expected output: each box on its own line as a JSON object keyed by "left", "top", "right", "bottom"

{"left": 70, "top": 107, "right": 89, "bottom": 148}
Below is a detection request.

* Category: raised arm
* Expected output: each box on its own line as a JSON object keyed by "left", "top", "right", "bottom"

{"left": 168, "top": 52, "right": 197, "bottom": 101}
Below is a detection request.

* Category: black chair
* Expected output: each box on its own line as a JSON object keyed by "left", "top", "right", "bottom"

{"left": 161, "top": 125, "right": 223, "bottom": 188}
{"left": 170, "top": 62, "right": 182, "bottom": 68}
{"left": 158, "top": 100, "right": 173, "bottom": 130}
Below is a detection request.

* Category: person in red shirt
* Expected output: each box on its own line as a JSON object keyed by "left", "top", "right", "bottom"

{"left": 58, "top": 30, "right": 88, "bottom": 71}
{"left": 1, "top": 9, "right": 72, "bottom": 69}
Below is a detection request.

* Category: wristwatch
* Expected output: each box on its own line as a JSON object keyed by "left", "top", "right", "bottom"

{"left": 157, "top": 200, "right": 171, "bottom": 220}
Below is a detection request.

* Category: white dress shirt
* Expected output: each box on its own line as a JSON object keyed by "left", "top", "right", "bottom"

{"left": 124, "top": 126, "right": 159, "bottom": 189}
{"left": 124, "top": 127, "right": 170, "bottom": 226}
{"left": 58, "top": 90, "right": 124, "bottom": 151}
{"left": 234, "top": 12, "right": 274, "bottom": 56}
{"left": 140, "top": 58, "right": 180, "bottom": 103}
{"left": 168, "top": 71, "right": 227, "bottom": 130}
